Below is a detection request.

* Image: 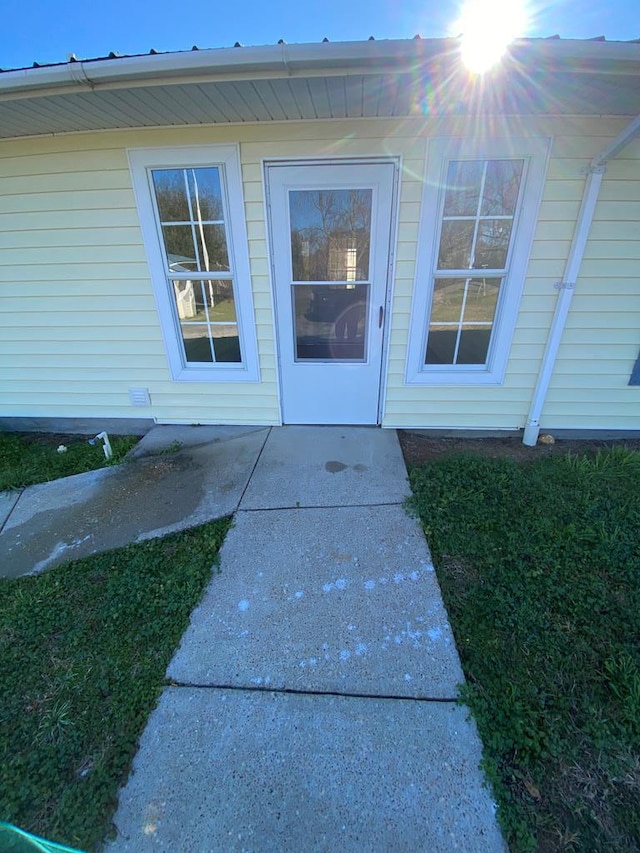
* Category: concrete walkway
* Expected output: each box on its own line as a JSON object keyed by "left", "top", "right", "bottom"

{"left": 1, "top": 425, "right": 504, "bottom": 850}
{"left": 108, "top": 426, "right": 503, "bottom": 851}
{"left": 0, "top": 426, "right": 269, "bottom": 578}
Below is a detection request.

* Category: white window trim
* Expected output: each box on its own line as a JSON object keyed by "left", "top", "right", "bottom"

{"left": 128, "top": 144, "right": 260, "bottom": 382}
{"left": 406, "top": 136, "right": 551, "bottom": 386}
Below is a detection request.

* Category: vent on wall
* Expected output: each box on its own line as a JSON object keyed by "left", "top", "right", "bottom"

{"left": 129, "top": 388, "right": 152, "bottom": 406}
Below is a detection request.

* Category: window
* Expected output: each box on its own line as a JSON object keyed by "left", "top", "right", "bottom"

{"left": 128, "top": 146, "right": 259, "bottom": 382}
{"left": 407, "top": 137, "right": 550, "bottom": 385}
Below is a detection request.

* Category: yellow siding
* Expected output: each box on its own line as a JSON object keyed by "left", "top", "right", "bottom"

{"left": 382, "top": 116, "right": 640, "bottom": 431}
{"left": 0, "top": 116, "right": 638, "bottom": 429}
{"left": 0, "top": 127, "right": 280, "bottom": 425}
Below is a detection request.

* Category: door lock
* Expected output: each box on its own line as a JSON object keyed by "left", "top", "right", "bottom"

{"left": 378, "top": 305, "right": 384, "bottom": 328}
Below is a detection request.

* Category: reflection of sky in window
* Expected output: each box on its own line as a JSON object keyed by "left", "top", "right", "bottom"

{"left": 289, "top": 189, "right": 372, "bottom": 231}
{"left": 152, "top": 167, "right": 224, "bottom": 223}
{"left": 187, "top": 168, "right": 223, "bottom": 219}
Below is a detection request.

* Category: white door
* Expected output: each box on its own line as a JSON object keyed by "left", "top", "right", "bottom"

{"left": 266, "top": 161, "right": 396, "bottom": 424}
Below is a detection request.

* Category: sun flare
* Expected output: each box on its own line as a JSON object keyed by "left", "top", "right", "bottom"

{"left": 454, "top": 0, "right": 528, "bottom": 74}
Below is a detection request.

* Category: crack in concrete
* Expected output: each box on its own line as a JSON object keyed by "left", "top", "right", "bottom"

{"left": 238, "top": 500, "right": 406, "bottom": 513}
{"left": 0, "top": 489, "right": 23, "bottom": 535}
{"left": 166, "top": 680, "right": 459, "bottom": 703}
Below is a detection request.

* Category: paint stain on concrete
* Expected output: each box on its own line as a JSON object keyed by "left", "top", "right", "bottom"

{"left": 325, "top": 460, "right": 347, "bottom": 473}
{"left": 323, "top": 578, "right": 349, "bottom": 593}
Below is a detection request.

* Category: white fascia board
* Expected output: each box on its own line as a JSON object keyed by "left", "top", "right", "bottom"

{"left": 2, "top": 37, "right": 638, "bottom": 101}
{"left": 509, "top": 38, "right": 640, "bottom": 66}
{"left": 0, "top": 39, "right": 455, "bottom": 99}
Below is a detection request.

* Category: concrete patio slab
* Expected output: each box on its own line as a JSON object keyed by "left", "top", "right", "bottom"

{"left": 107, "top": 688, "right": 504, "bottom": 853}
{"left": 0, "top": 490, "right": 21, "bottom": 530}
{"left": 240, "top": 426, "right": 410, "bottom": 509}
{"left": 0, "top": 427, "right": 269, "bottom": 578}
{"left": 168, "top": 505, "right": 463, "bottom": 698}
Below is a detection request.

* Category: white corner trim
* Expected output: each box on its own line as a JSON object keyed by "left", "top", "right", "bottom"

{"left": 127, "top": 144, "right": 260, "bottom": 383}
{"left": 405, "top": 135, "right": 551, "bottom": 387}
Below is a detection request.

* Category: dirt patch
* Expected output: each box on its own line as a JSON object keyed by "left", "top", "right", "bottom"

{"left": 398, "top": 430, "right": 640, "bottom": 467}
{"left": 14, "top": 432, "right": 97, "bottom": 447}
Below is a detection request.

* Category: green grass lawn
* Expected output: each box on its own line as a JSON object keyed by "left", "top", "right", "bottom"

{"left": 0, "top": 433, "right": 140, "bottom": 491}
{"left": 0, "top": 518, "right": 231, "bottom": 851}
{"left": 408, "top": 448, "right": 640, "bottom": 852}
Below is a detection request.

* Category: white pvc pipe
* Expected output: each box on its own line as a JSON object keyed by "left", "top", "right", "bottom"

{"left": 522, "top": 168, "right": 604, "bottom": 445}
{"left": 523, "top": 113, "right": 640, "bottom": 446}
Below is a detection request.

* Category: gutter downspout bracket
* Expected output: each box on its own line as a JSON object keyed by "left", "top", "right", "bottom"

{"left": 580, "top": 164, "right": 607, "bottom": 176}
{"left": 553, "top": 281, "right": 575, "bottom": 291}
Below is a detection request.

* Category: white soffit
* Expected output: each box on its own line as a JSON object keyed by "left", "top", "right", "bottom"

{"left": 0, "top": 38, "right": 639, "bottom": 139}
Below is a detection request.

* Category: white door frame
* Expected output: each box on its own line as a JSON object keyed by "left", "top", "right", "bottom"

{"left": 264, "top": 157, "right": 400, "bottom": 425}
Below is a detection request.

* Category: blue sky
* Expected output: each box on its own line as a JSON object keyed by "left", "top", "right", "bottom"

{"left": 1, "top": 0, "right": 638, "bottom": 70}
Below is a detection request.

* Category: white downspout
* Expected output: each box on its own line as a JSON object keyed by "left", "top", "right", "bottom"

{"left": 522, "top": 115, "right": 640, "bottom": 446}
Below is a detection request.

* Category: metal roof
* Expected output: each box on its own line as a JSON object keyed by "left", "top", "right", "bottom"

{"left": 0, "top": 37, "right": 638, "bottom": 140}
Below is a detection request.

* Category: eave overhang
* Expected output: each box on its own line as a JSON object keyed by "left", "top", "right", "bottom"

{"left": 0, "top": 37, "right": 638, "bottom": 139}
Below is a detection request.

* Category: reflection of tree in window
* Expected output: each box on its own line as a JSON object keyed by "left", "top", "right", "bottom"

{"left": 290, "top": 189, "right": 372, "bottom": 281}
{"left": 151, "top": 166, "right": 240, "bottom": 365}
{"left": 152, "top": 168, "right": 229, "bottom": 274}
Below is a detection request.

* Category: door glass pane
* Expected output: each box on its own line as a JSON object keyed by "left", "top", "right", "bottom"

{"left": 293, "top": 283, "right": 369, "bottom": 360}
{"left": 289, "top": 189, "right": 372, "bottom": 281}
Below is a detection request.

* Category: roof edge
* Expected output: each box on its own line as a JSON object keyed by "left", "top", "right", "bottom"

{"left": 0, "top": 40, "right": 452, "bottom": 98}
{"left": 0, "top": 37, "right": 638, "bottom": 101}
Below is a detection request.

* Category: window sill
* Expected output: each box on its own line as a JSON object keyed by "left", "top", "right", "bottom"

{"left": 170, "top": 363, "right": 261, "bottom": 383}
{"left": 405, "top": 366, "right": 506, "bottom": 386}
